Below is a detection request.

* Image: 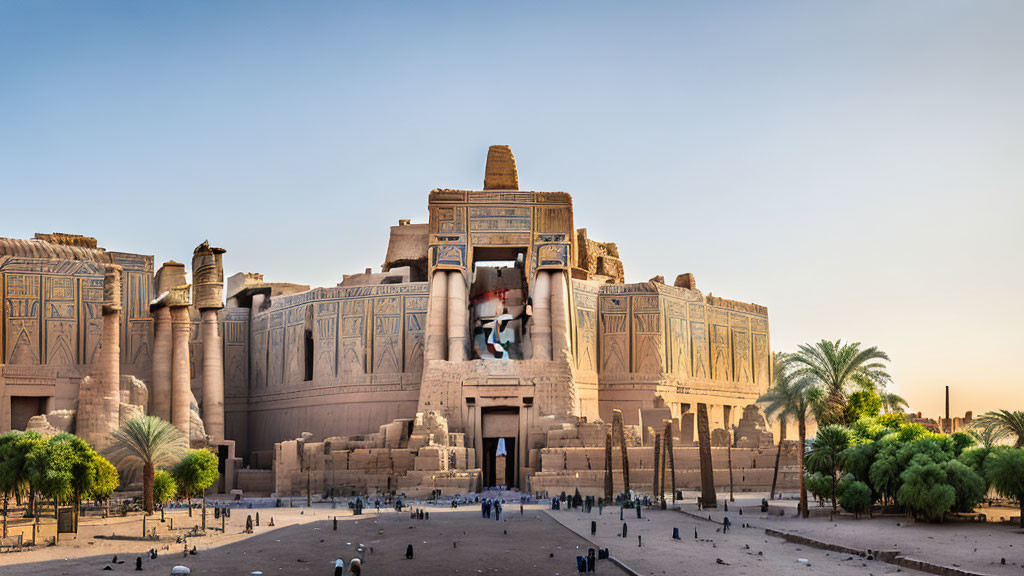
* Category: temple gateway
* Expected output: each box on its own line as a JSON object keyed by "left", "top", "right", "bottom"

{"left": 0, "top": 146, "right": 797, "bottom": 497}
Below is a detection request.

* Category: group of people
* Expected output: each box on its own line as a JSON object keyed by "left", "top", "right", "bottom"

{"left": 480, "top": 498, "right": 503, "bottom": 520}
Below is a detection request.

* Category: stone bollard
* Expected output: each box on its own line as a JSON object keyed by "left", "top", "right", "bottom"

{"left": 672, "top": 527, "right": 680, "bottom": 540}
{"left": 591, "top": 520, "right": 596, "bottom": 535}
{"left": 622, "top": 523, "right": 628, "bottom": 538}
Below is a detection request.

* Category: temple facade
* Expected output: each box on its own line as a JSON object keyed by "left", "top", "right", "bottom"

{"left": 0, "top": 146, "right": 789, "bottom": 496}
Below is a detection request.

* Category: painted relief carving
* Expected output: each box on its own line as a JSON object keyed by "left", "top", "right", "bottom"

{"left": 690, "top": 320, "right": 710, "bottom": 379}
{"left": 753, "top": 332, "right": 770, "bottom": 385}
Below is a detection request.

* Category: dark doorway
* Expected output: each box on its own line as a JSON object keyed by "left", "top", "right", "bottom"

{"left": 11, "top": 396, "right": 47, "bottom": 430}
{"left": 482, "top": 436, "right": 516, "bottom": 489}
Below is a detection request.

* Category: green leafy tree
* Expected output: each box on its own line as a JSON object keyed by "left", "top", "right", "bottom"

{"left": 90, "top": 454, "right": 120, "bottom": 517}
{"left": 106, "top": 416, "right": 186, "bottom": 514}
{"left": 841, "top": 442, "right": 877, "bottom": 484}
{"left": 868, "top": 439, "right": 902, "bottom": 508}
{"left": 844, "top": 391, "right": 882, "bottom": 424}
{"left": 944, "top": 459, "right": 985, "bottom": 513}
{"left": 788, "top": 340, "right": 891, "bottom": 426}
{"left": 897, "top": 455, "right": 956, "bottom": 522}
{"left": 983, "top": 446, "right": 1024, "bottom": 528}
{"left": 58, "top": 434, "right": 100, "bottom": 530}
{"left": 974, "top": 410, "right": 1024, "bottom": 448}
{"left": 28, "top": 434, "right": 80, "bottom": 543}
{"left": 0, "top": 433, "right": 24, "bottom": 537}
{"left": 949, "top": 432, "right": 974, "bottom": 458}
{"left": 172, "top": 449, "right": 220, "bottom": 517}
{"left": 805, "top": 425, "right": 851, "bottom": 512}
{"left": 1, "top": 431, "right": 47, "bottom": 517}
{"left": 804, "top": 472, "right": 831, "bottom": 507}
{"left": 838, "top": 480, "right": 872, "bottom": 517}
{"left": 152, "top": 470, "right": 177, "bottom": 507}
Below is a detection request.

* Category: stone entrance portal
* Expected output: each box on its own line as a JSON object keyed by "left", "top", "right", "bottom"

{"left": 480, "top": 407, "right": 519, "bottom": 489}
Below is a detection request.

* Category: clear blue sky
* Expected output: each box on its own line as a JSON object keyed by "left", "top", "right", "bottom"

{"left": 2, "top": 1, "right": 1021, "bottom": 417}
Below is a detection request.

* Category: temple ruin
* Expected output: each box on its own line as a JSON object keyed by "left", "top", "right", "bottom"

{"left": 0, "top": 146, "right": 798, "bottom": 498}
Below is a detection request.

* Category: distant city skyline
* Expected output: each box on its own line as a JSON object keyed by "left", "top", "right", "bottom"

{"left": 1, "top": 1, "right": 1020, "bottom": 418}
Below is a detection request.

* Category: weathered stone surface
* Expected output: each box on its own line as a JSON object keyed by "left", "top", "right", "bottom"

{"left": 0, "top": 147, "right": 775, "bottom": 499}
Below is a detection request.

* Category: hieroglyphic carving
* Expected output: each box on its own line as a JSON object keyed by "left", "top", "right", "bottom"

{"left": 709, "top": 309, "right": 732, "bottom": 381}
{"left": 372, "top": 296, "right": 402, "bottom": 374}
{"left": 403, "top": 294, "right": 426, "bottom": 375}
{"left": 5, "top": 274, "right": 41, "bottom": 364}
{"left": 284, "top": 306, "right": 307, "bottom": 384}
{"left": 314, "top": 301, "right": 338, "bottom": 380}
{"left": 666, "top": 300, "right": 690, "bottom": 377}
{"left": 340, "top": 299, "right": 367, "bottom": 377}
{"left": 250, "top": 314, "right": 268, "bottom": 390}
{"left": 222, "top": 308, "right": 249, "bottom": 396}
{"left": 267, "top": 311, "right": 285, "bottom": 389}
{"left": 631, "top": 296, "right": 663, "bottom": 374}
{"left": 731, "top": 314, "right": 753, "bottom": 384}
{"left": 600, "top": 296, "right": 629, "bottom": 374}
{"left": 124, "top": 272, "right": 152, "bottom": 367}
{"left": 81, "top": 277, "right": 104, "bottom": 365}
{"left": 753, "top": 332, "right": 770, "bottom": 385}
{"left": 469, "top": 206, "right": 531, "bottom": 232}
{"left": 689, "top": 303, "right": 710, "bottom": 380}
{"left": 43, "top": 276, "right": 76, "bottom": 366}
{"left": 536, "top": 206, "right": 573, "bottom": 234}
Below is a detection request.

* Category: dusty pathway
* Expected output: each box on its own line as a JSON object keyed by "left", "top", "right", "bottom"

{"left": 545, "top": 502, "right": 930, "bottom": 576}
{"left": 2, "top": 504, "right": 610, "bottom": 575}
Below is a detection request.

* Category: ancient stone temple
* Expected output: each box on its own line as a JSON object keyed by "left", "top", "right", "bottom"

{"left": 0, "top": 146, "right": 797, "bottom": 497}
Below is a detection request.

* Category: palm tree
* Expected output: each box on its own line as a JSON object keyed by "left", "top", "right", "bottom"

{"left": 804, "top": 425, "right": 851, "bottom": 513}
{"left": 879, "top": 392, "right": 908, "bottom": 414}
{"left": 788, "top": 340, "right": 891, "bottom": 426}
{"left": 967, "top": 420, "right": 1009, "bottom": 450}
{"left": 758, "top": 353, "right": 806, "bottom": 500}
{"left": 106, "top": 417, "right": 186, "bottom": 514}
{"left": 974, "top": 410, "right": 1024, "bottom": 448}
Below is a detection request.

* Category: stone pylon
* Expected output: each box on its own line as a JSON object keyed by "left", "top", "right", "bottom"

{"left": 193, "top": 241, "right": 226, "bottom": 442}
{"left": 77, "top": 264, "right": 123, "bottom": 448}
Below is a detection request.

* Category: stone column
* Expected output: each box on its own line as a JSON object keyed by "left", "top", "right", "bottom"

{"left": 193, "top": 241, "right": 226, "bottom": 442}
{"left": 549, "top": 270, "right": 571, "bottom": 360}
{"left": 530, "top": 271, "right": 552, "bottom": 360}
{"left": 150, "top": 305, "right": 172, "bottom": 421}
{"left": 200, "top": 310, "right": 223, "bottom": 439}
{"left": 446, "top": 271, "right": 469, "bottom": 362}
{"left": 170, "top": 303, "right": 192, "bottom": 439}
{"left": 426, "top": 271, "right": 448, "bottom": 361}
{"left": 79, "top": 265, "right": 123, "bottom": 448}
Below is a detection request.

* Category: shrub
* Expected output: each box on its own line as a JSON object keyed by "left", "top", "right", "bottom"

{"left": 897, "top": 459, "right": 955, "bottom": 522}
{"left": 944, "top": 459, "right": 985, "bottom": 513}
{"left": 838, "top": 480, "right": 872, "bottom": 517}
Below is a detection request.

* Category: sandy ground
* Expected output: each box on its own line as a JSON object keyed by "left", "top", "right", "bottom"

{"left": 2, "top": 492, "right": 1020, "bottom": 575}
{"left": 545, "top": 501, "right": 928, "bottom": 576}
{"left": 0, "top": 502, "right": 610, "bottom": 575}
{"left": 687, "top": 492, "right": 1024, "bottom": 576}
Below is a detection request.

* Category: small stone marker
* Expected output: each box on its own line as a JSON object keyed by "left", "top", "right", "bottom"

{"left": 672, "top": 527, "right": 680, "bottom": 540}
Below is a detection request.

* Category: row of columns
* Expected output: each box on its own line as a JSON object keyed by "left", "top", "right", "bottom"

{"left": 425, "top": 268, "right": 572, "bottom": 362}
{"left": 531, "top": 270, "right": 570, "bottom": 361}
{"left": 148, "top": 241, "right": 226, "bottom": 444}
{"left": 425, "top": 270, "right": 470, "bottom": 362}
